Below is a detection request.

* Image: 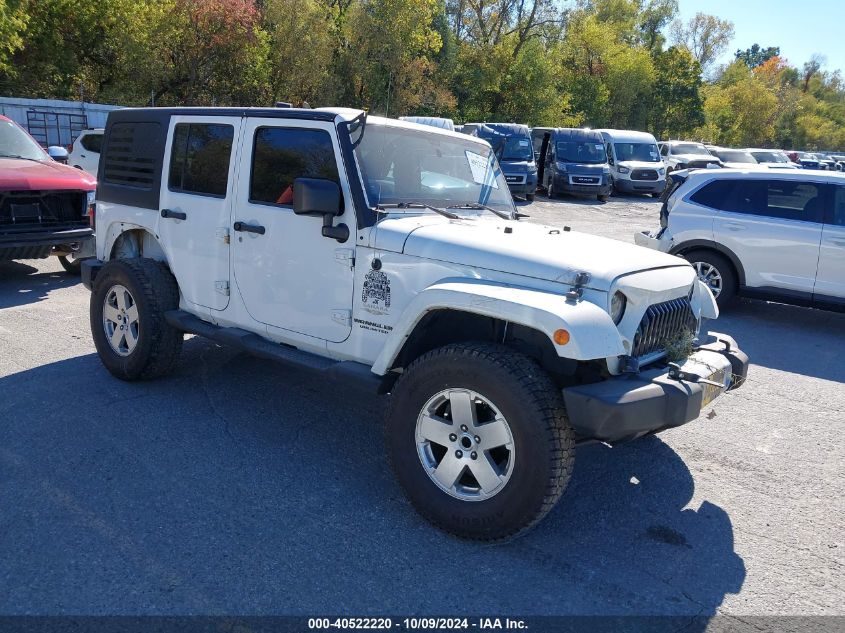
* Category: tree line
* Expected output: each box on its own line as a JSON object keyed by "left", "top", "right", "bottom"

{"left": 2, "top": 0, "right": 844, "bottom": 150}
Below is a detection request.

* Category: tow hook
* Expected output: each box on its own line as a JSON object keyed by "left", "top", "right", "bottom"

{"left": 667, "top": 362, "right": 724, "bottom": 388}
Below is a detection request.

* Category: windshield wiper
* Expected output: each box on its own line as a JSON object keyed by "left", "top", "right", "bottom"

{"left": 0, "top": 153, "right": 43, "bottom": 162}
{"left": 376, "top": 202, "right": 460, "bottom": 220}
{"left": 446, "top": 203, "right": 512, "bottom": 220}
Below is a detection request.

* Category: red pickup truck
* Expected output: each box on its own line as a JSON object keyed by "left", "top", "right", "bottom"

{"left": 1, "top": 115, "right": 96, "bottom": 273}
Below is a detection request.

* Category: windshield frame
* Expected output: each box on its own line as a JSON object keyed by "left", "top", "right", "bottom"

{"left": 352, "top": 121, "right": 517, "bottom": 220}
{"left": 0, "top": 118, "right": 49, "bottom": 162}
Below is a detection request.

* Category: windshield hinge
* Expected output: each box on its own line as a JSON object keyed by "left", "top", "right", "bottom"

{"left": 565, "top": 271, "right": 591, "bottom": 303}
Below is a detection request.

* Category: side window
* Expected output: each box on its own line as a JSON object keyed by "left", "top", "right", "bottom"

{"left": 250, "top": 127, "right": 339, "bottom": 207}
{"left": 80, "top": 133, "right": 103, "bottom": 153}
{"left": 729, "top": 180, "right": 767, "bottom": 215}
{"left": 168, "top": 123, "right": 234, "bottom": 197}
{"left": 832, "top": 186, "right": 845, "bottom": 226}
{"left": 764, "top": 180, "right": 825, "bottom": 222}
{"left": 688, "top": 180, "right": 737, "bottom": 210}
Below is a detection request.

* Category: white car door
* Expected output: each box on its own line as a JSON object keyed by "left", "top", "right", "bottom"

{"left": 230, "top": 118, "right": 355, "bottom": 343}
{"left": 710, "top": 178, "right": 823, "bottom": 295}
{"left": 814, "top": 184, "right": 845, "bottom": 307}
{"left": 157, "top": 115, "right": 243, "bottom": 312}
{"left": 72, "top": 133, "right": 102, "bottom": 175}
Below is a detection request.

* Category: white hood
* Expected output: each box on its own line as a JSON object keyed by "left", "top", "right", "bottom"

{"left": 369, "top": 215, "right": 689, "bottom": 292}
{"left": 617, "top": 160, "right": 663, "bottom": 171}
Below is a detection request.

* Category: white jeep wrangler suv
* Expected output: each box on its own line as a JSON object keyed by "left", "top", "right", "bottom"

{"left": 82, "top": 107, "right": 748, "bottom": 541}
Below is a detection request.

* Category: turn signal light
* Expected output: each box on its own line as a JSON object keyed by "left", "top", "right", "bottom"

{"left": 553, "top": 329, "right": 570, "bottom": 345}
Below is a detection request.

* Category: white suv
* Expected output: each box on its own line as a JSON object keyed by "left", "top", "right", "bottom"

{"left": 69, "top": 128, "right": 104, "bottom": 175}
{"left": 80, "top": 107, "right": 748, "bottom": 540}
{"left": 636, "top": 169, "right": 845, "bottom": 311}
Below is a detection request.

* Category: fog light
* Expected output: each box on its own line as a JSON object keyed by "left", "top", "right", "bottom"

{"left": 553, "top": 329, "right": 570, "bottom": 345}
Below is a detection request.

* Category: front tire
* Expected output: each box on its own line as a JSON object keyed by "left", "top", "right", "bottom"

{"left": 525, "top": 193, "right": 535, "bottom": 202}
{"left": 683, "top": 249, "right": 737, "bottom": 308}
{"left": 90, "top": 258, "right": 183, "bottom": 381}
{"left": 597, "top": 194, "right": 608, "bottom": 201}
{"left": 386, "top": 343, "right": 574, "bottom": 541}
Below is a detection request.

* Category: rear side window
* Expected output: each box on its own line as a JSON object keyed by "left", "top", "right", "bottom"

{"left": 250, "top": 127, "right": 339, "bottom": 207}
{"left": 691, "top": 178, "right": 826, "bottom": 222}
{"left": 168, "top": 123, "right": 234, "bottom": 197}
{"left": 79, "top": 133, "right": 103, "bottom": 153}
{"left": 689, "top": 180, "right": 736, "bottom": 210}
{"left": 102, "top": 121, "right": 161, "bottom": 189}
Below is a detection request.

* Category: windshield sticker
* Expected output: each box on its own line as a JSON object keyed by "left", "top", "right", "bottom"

{"left": 361, "top": 270, "right": 391, "bottom": 315}
{"left": 595, "top": 144, "right": 604, "bottom": 150}
{"left": 465, "top": 150, "right": 499, "bottom": 189}
{"left": 518, "top": 139, "right": 530, "bottom": 146}
{"left": 650, "top": 151, "right": 658, "bottom": 158}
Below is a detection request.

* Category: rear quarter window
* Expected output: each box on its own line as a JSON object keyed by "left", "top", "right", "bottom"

{"left": 79, "top": 133, "right": 103, "bottom": 153}
{"left": 688, "top": 179, "right": 736, "bottom": 210}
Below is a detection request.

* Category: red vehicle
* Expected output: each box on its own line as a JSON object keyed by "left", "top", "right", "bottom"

{"left": 1, "top": 115, "right": 96, "bottom": 273}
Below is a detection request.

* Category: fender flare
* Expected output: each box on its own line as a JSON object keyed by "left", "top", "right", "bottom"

{"left": 100, "top": 222, "right": 167, "bottom": 263}
{"left": 370, "top": 278, "right": 626, "bottom": 375}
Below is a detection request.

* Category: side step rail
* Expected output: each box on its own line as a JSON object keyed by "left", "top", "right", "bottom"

{"left": 165, "top": 309, "right": 383, "bottom": 393}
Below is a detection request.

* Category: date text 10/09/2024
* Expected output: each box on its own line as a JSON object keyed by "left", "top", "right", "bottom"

{"left": 307, "top": 618, "right": 528, "bottom": 630}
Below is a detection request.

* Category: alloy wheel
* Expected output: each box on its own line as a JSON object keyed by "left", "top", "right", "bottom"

{"left": 102, "top": 284, "right": 140, "bottom": 356}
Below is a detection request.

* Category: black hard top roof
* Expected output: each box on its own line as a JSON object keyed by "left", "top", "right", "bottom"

{"left": 107, "top": 106, "right": 339, "bottom": 123}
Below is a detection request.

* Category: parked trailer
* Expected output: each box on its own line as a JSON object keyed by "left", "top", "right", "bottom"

{"left": 0, "top": 97, "right": 121, "bottom": 148}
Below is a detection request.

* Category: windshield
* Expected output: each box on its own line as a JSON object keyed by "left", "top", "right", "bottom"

{"left": 0, "top": 119, "right": 47, "bottom": 161}
{"left": 715, "top": 150, "right": 757, "bottom": 164}
{"left": 555, "top": 140, "right": 606, "bottom": 164}
{"left": 671, "top": 143, "right": 710, "bottom": 156}
{"left": 498, "top": 135, "right": 533, "bottom": 161}
{"left": 614, "top": 142, "right": 660, "bottom": 163}
{"left": 751, "top": 151, "right": 788, "bottom": 163}
{"left": 354, "top": 123, "right": 515, "bottom": 215}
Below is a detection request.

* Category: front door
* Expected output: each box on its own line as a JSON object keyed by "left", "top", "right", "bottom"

{"left": 158, "top": 116, "right": 242, "bottom": 311}
{"left": 231, "top": 118, "right": 355, "bottom": 343}
{"left": 814, "top": 184, "right": 845, "bottom": 307}
{"left": 712, "top": 178, "right": 823, "bottom": 295}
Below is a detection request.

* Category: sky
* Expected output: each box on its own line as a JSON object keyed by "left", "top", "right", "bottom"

{"left": 675, "top": 0, "right": 845, "bottom": 74}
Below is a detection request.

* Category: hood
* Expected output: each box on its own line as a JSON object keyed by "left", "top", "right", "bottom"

{"left": 500, "top": 160, "right": 535, "bottom": 173}
{"left": 371, "top": 215, "right": 688, "bottom": 292}
{"left": 560, "top": 162, "right": 607, "bottom": 175}
{"left": 671, "top": 153, "right": 720, "bottom": 164}
{"left": 0, "top": 158, "right": 97, "bottom": 191}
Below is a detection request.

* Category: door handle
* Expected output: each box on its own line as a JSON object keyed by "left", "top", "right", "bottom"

{"left": 161, "top": 208, "right": 187, "bottom": 220}
{"left": 80, "top": 154, "right": 86, "bottom": 158}
{"left": 724, "top": 222, "right": 746, "bottom": 231}
{"left": 233, "top": 221, "right": 265, "bottom": 235}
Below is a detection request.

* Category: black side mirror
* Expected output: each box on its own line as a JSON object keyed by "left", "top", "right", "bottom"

{"left": 292, "top": 177, "right": 348, "bottom": 242}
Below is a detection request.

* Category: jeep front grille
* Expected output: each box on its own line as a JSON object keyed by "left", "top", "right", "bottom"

{"left": 632, "top": 297, "right": 697, "bottom": 359}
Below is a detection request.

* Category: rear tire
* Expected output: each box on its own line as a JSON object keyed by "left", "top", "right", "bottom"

{"left": 386, "top": 342, "right": 574, "bottom": 541}
{"left": 90, "top": 258, "right": 183, "bottom": 381}
{"left": 58, "top": 255, "right": 82, "bottom": 275}
{"left": 683, "top": 249, "right": 737, "bottom": 308}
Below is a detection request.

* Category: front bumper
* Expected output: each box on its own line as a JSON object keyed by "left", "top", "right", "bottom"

{"left": 614, "top": 178, "right": 665, "bottom": 194}
{"left": 504, "top": 174, "right": 537, "bottom": 197}
{"left": 562, "top": 332, "right": 748, "bottom": 443}
{"left": 555, "top": 175, "right": 612, "bottom": 196}
{"left": 0, "top": 226, "right": 94, "bottom": 261}
{"left": 634, "top": 229, "right": 672, "bottom": 253}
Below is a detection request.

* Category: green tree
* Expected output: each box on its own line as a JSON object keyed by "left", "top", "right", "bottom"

{"left": 734, "top": 43, "right": 780, "bottom": 69}
{"left": 670, "top": 12, "right": 734, "bottom": 74}
{"left": 650, "top": 45, "right": 703, "bottom": 139}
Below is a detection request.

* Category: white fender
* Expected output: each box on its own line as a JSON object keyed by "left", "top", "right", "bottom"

{"left": 371, "top": 278, "right": 626, "bottom": 375}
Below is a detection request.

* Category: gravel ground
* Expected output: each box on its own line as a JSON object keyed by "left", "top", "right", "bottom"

{"left": 0, "top": 193, "right": 842, "bottom": 618}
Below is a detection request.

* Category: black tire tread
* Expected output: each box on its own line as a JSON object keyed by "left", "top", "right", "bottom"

{"left": 92, "top": 258, "right": 182, "bottom": 380}
{"left": 386, "top": 342, "right": 574, "bottom": 542}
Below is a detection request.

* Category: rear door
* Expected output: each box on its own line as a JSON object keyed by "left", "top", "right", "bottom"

{"left": 711, "top": 178, "right": 823, "bottom": 295}
{"left": 157, "top": 116, "right": 242, "bottom": 311}
{"left": 814, "top": 184, "right": 845, "bottom": 308}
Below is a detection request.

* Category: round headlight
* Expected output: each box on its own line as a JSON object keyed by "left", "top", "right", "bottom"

{"left": 610, "top": 291, "right": 627, "bottom": 324}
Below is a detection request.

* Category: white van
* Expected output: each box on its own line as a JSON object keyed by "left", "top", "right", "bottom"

{"left": 598, "top": 129, "right": 665, "bottom": 197}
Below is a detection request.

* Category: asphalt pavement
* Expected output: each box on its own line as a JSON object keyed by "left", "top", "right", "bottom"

{"left": 0, "top": 193, "right": 842, "bottom": 618}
